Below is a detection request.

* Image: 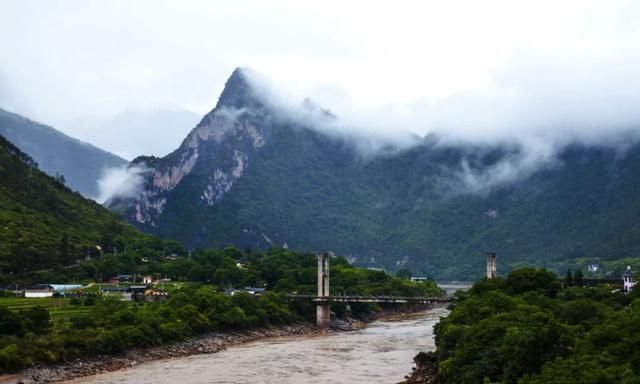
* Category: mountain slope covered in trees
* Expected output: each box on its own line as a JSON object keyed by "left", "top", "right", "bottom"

{"left": 109, "top": 68, "right": 640, "bottom": 280}
{"left": 0, "top": 134, "right": 164, "bottom": 274}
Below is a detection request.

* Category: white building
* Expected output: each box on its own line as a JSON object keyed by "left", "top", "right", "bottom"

{"left": 24, "top": 284, "right": 83, "bottom": 298}
{"left": 623, "top": 266, "right": 636, "bottom": 294}
{"left": 24, "top": 284, "right": 54, "bottom": 298}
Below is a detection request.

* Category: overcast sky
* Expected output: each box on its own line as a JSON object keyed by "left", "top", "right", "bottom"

{"left": 1, "top": 0, "right": 640, "bottom": 159}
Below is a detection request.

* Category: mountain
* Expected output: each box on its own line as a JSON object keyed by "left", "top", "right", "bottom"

{"left": 108, "top": 68, "right": 640, "bottom": 280}
{"left": 0, "top": 108, "right": 127, "bottom": 198}
{"left": 0, "top": 134, "right": 161, "bottom": 273}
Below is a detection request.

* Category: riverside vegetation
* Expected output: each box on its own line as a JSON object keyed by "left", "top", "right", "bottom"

{"left": 0, "top": 247, "right": 442, "bottom": 373}
{"left": 429, "top": 268, "right": 640, "bottom": 383}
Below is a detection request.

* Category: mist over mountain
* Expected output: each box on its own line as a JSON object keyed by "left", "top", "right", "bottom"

{"left": 106, "top": 68, "right": 640, "bottom": 279}
{"left": 0, "top": 108, "right": 127, "bottom": 198}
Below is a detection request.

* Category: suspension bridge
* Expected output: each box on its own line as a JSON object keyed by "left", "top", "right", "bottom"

{"left": 287, "top": 253, "right": 451, "bottom": 328}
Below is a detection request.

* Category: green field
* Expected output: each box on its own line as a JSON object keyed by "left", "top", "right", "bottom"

{"left": 0, "top": 297, "right": 91, "bottom": 329}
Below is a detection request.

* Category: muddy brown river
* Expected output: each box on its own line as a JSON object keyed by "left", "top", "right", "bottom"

{"left": 66, "top": 306, "right": 449, "bottom": 384}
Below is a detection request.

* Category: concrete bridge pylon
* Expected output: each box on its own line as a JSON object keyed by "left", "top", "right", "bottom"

{"left": 316, "top": 252, "right": 331, "bottom": 328}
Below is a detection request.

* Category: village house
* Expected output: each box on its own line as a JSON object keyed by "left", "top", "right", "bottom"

{"left": 624, "top": 266, "right": 636, "bottom": 293}
{"left": 23, "top": 284, "right": 83, "bottom": 298}
{"left": 143, "top": 288, "right": 169, "bottom": 303}
{"left": 24, "top": 284, "right": 54, "bottom": 298}
{"left": 101, "top": 286, "right": 132, "bottom": 301}
{"left": 228, "top": 287, "right": 266, "bottom": 296}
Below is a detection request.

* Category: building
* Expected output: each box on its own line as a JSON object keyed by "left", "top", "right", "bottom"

{"left": 228, "top": 287, "right": 266, "bottom": 296}
{"left": 143, "top": 288, "right": 169, "bottom": 303}
{"left": 244, "top": 287, "right": 266, "bottom": 296}
{"left": 101, "top": 286, "right": 132, "bottom": 301}
{"left": 142, "top": 275, "right": 153, "bottom": 284}
{"left": 24, "top": 284, "right": 83, "bottom": 298}
{"left": 24, "top": 284, "right": 55, "bottom": 298}
{"left": 49, "top": 284, "right": 83, "bottom": 295}
{"left": 128, "top": 285, "right": 148, "bottom": 302}
{"left": 623, "top": 266, "right": 636, "bottom": 294}
{"left": 411, "top": 277, "right": 429, "bottom": 282}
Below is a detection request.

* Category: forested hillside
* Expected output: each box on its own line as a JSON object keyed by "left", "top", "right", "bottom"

{"left": 0, "top": 134, "right": 166, "bottom": 276}
{"left": 433, "top": 270, "right": 640, "bottom": 383}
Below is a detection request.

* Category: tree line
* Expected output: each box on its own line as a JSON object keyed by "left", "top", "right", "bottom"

{"left": 0, "top": 248, "right": 443, "bottom": 373}
{"left": 434, "top": 268, "right": 640, "bottom": 383}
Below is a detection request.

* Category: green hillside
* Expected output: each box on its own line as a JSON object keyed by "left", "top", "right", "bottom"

{"left": 0, "top": 134, "right": 166, "bottom": 276}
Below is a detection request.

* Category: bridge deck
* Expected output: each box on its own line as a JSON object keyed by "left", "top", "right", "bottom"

{"left": 288, "top": 294, "right": 451, "bottom": 304}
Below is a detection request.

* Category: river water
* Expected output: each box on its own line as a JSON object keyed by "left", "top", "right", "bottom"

{"left": 67, "top": 306, "right": 449, "bottom": 384}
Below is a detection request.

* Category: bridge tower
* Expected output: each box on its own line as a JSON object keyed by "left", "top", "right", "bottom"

{"left": 486, "top": 252, "right": 497, "bottom": 279}
{"left": 317, "top": 252, "right": 331, "bottom": 328}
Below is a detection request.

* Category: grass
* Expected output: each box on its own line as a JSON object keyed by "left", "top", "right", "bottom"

{"left": 0, "top": 297, "right": 91, "bottom": 329}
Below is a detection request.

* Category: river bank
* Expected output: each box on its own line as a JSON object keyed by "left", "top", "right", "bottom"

{"left": 398, "top": 351, "right": 439, "bottom": 384}
{"left": 5, "top": 305, "right": 433, "bottom": 383}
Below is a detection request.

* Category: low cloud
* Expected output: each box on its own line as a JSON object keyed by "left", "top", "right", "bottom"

{"left": 438, "top": 140, "right": 561, "bottom": 195}
{"left": 96, "top": 164, "right": 147, "bottom": 204}
{"left": 244, "top": 45, "right": 640, "bottom": 194}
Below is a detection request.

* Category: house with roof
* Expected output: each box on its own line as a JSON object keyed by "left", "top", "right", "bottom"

{"left": 24, "top": 284, "right": 83, "bottom": 298}
{"left": 101, "top": 286, "right": 132, "bottom": 301}
{"left": 24, "top": 284, "right": 55, "bottom": 298}
{"left": 623, "top": 266, "right": 636, "bottom": 293}
{"left": 228, "top": 287, "right": 267, "bottom": 296}
{"left": 143, "top": 288, "right": 169, "bottom": 302}
{"left": 49, "top": 284, "right": 83, "bottom": 294}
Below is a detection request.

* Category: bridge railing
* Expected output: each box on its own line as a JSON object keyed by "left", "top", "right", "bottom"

{"left": 286, "top": 294, "right": 451, "bottom": 303}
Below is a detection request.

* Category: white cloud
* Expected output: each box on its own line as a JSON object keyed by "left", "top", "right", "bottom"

{"left": 96, "top": 165, "right": 147, "bottom": 204}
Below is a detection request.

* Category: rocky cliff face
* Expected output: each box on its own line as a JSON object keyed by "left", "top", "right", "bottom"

{"left": 108, "top": 68, "right": 640, "bottom": 280}
{"left": 110, "top": 68, "right": 273, "bottom": 228}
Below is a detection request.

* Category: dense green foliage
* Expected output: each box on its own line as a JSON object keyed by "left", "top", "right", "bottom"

{"left": 435, "top": 268, "right": 640, "bottom": 383}
{"left": 0, "top": 289, "right": 293, "bottom": 372}
{"left": 0, "top": 108, "right": 126, "bottom": 198}
{"left": 112, "top": 70, "right": 640, "bottom": 280}
{"left": 19, "top": 241, "right": 442, "bottom": 300}
{"left": 0, "top": 250, "right": 442, "bottom": 373}
{"left": 0, "top": 134, "right": 171, "bottom": 276}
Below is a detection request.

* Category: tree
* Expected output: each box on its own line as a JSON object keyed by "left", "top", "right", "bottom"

{"left": 22, "top": 306, "right": 51, "bottom": 335}
{"left": 0, "top": 306, "right": 24, "bottom": 336}
{"left": 54, "top": 172, "right": 66, "bottom": 185}
{"left": 504, "top": 268, "right": 561, "bottom": 297}
{"left": 396, "top": 268, "right": 412, "bottom": 280}
{"left": 574, "top": 269, "right": 584, "bottom": 287}
{"left": 565, "top": 269, "right": 573, "bottom": 287}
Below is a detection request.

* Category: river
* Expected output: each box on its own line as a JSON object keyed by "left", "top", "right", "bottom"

{"left": 66, "top": 306, "right": 449, "bottom": 384}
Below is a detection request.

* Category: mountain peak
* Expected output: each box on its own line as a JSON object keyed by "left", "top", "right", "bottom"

{"left": 216, "top": 67, "right": 260, "bottom": 109}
